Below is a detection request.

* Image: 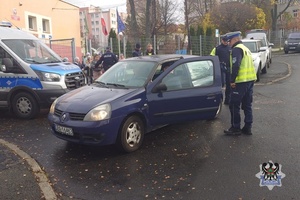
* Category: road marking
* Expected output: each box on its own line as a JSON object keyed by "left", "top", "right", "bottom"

{"left": 0, "top": 139, "right": 57, "bottom": 200}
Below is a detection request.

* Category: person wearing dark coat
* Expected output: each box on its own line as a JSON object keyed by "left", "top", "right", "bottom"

{"left": 132, "top": 43, "right": 142, "bottom": 57}
{"left": 145, "top": 43, "right": 155, "bottom": 55}
{"left": 94, "top": 47, "right": 118, "bottom": 73}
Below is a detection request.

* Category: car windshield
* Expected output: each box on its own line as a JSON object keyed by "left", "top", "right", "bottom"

{"left": 243, "top": 42, "right": 258, "bottom": 53}
{"left": 2, "top": 39, "right": 62, "bottom": 64}
{"left": 96, "top": 60, "right": 157, "bottom": 88}
{"left": 288, "top": 33, "right": 300, "bottom": 39}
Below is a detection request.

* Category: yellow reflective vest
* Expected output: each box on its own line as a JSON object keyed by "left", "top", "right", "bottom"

{"left": 231, "top": 44, "right": 257, "bottom": 83}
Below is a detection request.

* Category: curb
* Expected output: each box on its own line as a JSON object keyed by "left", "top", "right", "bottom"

{"left": 255, "top": 61, "right": 291, "bottom": 86}
{"left": 0, "top": 139, "right": 57, "bottom": 200}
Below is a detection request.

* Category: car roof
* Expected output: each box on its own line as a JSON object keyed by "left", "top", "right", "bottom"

{"left": 245, "top": 32, "right": 266, "bottom": 39}
{"left": 242, "top": 39, "right": 260, "bottom": 43}
{"left": 0, "top": 27, "right": 37, "bottom": 40}
{"left": 124, "top": 54, "right": 199, "bottom": 63}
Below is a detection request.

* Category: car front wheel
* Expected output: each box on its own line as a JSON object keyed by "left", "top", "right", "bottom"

{"left": 117, "top": 115, "right": 145, "bottom": 153}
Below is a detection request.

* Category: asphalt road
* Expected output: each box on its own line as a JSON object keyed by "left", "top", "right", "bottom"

{"left": 1, "top": 52, "right": 300, "bottom": 199}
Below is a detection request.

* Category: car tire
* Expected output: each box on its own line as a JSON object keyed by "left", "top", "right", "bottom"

{"left": 12, "top": 92, "right": 39, "bottom": 119}
{"left": 117, "top": 115, "right": 145, "bottom": 153}
{"left": 261, "top": 65, "right": 267, "bottom": 74}
{"left": 256, "top": 65, "right": 261, "bottom": 82}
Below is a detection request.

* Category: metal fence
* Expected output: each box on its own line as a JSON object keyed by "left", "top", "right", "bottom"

{"left": 49, "top": 38, "right": 76, "bottom": 62}
{"left": 99, "top": 30, "right": 293, "bottom": 58}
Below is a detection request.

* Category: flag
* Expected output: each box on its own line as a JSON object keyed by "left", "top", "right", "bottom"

{"left": 101, "top": 18, "right": 108, "bottom": 36}
{"left": 117, "top": 9, "right": 125, "bottom": 33}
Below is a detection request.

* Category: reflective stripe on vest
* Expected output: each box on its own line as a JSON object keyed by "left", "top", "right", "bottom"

{"left": 232, "top": 44, "right": 257, "bottom": 83}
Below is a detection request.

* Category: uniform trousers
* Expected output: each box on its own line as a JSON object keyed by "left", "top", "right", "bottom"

{"left": 229, "top": 81, "right": 254, "bottom": 129}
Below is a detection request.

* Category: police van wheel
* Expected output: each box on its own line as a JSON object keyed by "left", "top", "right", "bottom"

{"left": 12, "top": 92, "right": 39, "bottom": 119}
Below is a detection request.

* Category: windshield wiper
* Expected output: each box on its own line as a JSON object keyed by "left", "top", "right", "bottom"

{"left": 25, "top": 58, "right": 42, "bottom": 64}
{"left": 94, "top": 81, "right": 109, "bottom": 88}
{"left": 106, "top": 83, "right": 127, "bottom": 88}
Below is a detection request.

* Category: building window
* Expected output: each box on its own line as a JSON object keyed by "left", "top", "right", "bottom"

{"left": 96, "top": 21, "right": 99, "bottom": 25}
{"left": 28, "top": 16, "right": 37, "bottom": 31}
{"left": 42, "top": 19, "right": 50, "bottom": 33}
{"left": 293, "top": 9, "right": 299, "bottom": 18}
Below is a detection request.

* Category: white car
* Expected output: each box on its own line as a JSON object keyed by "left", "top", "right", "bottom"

{"left": 242, "top": 39, "right": 268, "bottom": 82}
{"left": 245, "top": 30, "right": 274, "bottom": 65}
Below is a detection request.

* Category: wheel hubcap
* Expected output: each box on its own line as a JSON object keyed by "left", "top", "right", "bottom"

{"left": 126, "top": 122, "right": 141, "bottom": 147}
{"left": 17, "top": 97, "right": 32, "bottom": 114}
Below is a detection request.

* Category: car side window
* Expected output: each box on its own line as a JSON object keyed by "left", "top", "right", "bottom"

{"left": 0, "top": 46, "right": 26, "bottom": 74}
{"left": 187, "top": 60, "right": 214, "bottom": 87}
{"left": 162, "top": 60, "right": 214, "bottom": 91}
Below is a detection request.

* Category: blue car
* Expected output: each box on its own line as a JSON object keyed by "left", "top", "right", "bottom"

{"left": 48, "top": 54, "right": 223, "bottom": 152}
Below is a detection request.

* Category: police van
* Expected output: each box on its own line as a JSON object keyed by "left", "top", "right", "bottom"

{"left": 0, "top": 22, "right": 85, "bottom": 119}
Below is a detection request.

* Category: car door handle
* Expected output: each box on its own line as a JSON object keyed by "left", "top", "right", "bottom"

{"left": 206, "top": 94, "right": 216, "bottom": 100}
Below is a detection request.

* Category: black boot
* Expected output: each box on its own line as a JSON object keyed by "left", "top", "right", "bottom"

{"left": 224, "top": 127, "right": 241, "bottom": 135}
{"left": 241, "top": 126, "right": 252, "bottom": 135}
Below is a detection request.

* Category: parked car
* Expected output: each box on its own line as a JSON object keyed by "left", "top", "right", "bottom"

{"left": 242, "top": 39, "right": 268, "bottom": 82}
{"left": 48, "top": 54, "right": 223, "bottom": 152}
{"left": 284, "top": 32, "right": 300, "bottom": 54}
{"left": 245, "top": 30, "right": 274, "bottom": 65}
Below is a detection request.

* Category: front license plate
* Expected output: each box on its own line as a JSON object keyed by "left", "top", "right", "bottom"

{"left": 55, "top": 124, "right": 74, "bottom": 136}
{"left": 290, "top": 47, "right": 296, "bottom": 49}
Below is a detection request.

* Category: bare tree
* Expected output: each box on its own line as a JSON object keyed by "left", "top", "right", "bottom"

{"left": 128, "top": 0, "right": 139, "bottom": 37}
{"left": 158, "top": 0, "right": 179, "bottom": 36}
{"left": 271, "top": 0, "right": 295, "bottom": 31}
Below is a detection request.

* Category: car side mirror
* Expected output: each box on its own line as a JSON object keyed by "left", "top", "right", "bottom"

{"left": 269, "top": 43, "right": 274, "bottom": 47}
{"left": 152, "top": 82, "right": 167, "bottom": 93}
{"left": 0, "top": 64, "right": 6, "bottom": 72}
{"left": 259, "top": 47, "right": 267, "bottom": 52}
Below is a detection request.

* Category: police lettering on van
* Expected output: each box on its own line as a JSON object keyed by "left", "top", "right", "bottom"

{"left": 0, "top": 22, "right": 85, "bottom": 119}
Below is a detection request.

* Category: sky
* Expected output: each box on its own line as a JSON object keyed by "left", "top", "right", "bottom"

{"left": 64, "top": 0, "right": 127, "bottom": 12}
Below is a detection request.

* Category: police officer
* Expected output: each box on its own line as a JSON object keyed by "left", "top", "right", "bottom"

{"left": 210, "top": 35, "right": 231, "bottom": 104}
{"left": 95, "top": 47, "right": 118, "bottom": 73}
{"left": 223, "top": 31, "right": 257, "bottom": 135}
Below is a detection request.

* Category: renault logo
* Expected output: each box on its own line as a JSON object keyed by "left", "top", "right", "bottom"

{"left": 60, "top": 113, "right": 67, "bottom": 123}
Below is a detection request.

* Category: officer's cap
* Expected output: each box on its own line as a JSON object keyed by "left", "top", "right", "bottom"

{"left": 225, "top": 31, "right": 241, "bottom": 41}
{"left": 221, "top": 34, "right": 228, "bottom": 41}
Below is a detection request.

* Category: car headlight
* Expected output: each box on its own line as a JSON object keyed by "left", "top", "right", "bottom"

{"left": 49, "top": 98, "right": 58, "bottom": 114}
{"left": 35, "top": 71, "right": 61, "bottom": 82}
{"left": 84, "top": 104, "right": 111, "bottom": 121}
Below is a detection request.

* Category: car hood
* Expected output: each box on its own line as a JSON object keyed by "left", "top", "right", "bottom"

{"left": 56, "top": 85, "right": 138, "bottom": 113}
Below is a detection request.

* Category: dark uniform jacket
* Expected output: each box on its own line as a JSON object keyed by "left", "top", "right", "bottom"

{"left": 95, "top": 51, "right": 118, "bottom": 72}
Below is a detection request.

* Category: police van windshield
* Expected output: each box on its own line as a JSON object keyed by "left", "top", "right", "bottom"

{"left": 2, "top": 39, "right": 62, "bottom": 64}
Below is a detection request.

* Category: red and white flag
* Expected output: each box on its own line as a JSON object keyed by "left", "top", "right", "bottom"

{"left": 101, "top": 18, "right": 108, "bottom": 36}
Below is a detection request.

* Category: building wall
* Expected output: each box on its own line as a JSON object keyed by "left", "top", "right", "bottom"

{"left": 0, "top": 0, "right": 82, "bottom": 59}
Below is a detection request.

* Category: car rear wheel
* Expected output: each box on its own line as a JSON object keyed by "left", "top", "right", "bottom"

{"left": 261, "top": 64, "right": 267, "bottom": 74}
{"left": 12, "top": 92, "right": 39, "bottom": 119}
{"left": 117, "top": 115, "right": 145, "bottom": 153}
{"left": 256, "top": 65, "right": 261, "bottom": 82}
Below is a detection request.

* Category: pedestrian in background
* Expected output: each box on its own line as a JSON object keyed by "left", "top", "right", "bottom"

{"left": 74, "top": 57, "right": 83, "bottom": 69}
{"left": 132, "top": 43, "right": 142, "bottom": 57}
{"left": 83, "top": 55, "right": 93, "bottom": 84}
{"left": 94, "top": 46, "right": 118, "bottom": 74}
{"left": 145, "top": 43, "right": 155, "bottom": 56}
{"left": 91, "top": 54, "right": 101, "bottom": 80}
{"left": 210, "top": 35, "right": 231, "bottom": 104}
{"left": 223, "top": 31, "right": 257, "bottom": 136}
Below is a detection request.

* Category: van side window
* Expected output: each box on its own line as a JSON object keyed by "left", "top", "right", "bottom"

{"left": 0, "top": 46, "right": 26, "bottom": 74}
